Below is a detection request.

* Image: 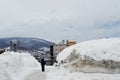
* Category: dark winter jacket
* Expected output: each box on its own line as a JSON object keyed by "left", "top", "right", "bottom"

{"left": 41, "top": 58, "right": 46, "bottom": 65}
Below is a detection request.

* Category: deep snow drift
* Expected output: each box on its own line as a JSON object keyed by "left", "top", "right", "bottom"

{"left": 57, "top": 38, "right": 120, "bottom": 73}
{"left": 0, "top": 52, "right": 46, "bottom": 80}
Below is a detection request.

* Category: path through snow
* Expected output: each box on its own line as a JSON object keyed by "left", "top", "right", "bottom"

{"left": 45, "top": 66, "right": 120, "bottom": 80}
{"left": 23, "top": 69, "right": 46, "bottom": 80}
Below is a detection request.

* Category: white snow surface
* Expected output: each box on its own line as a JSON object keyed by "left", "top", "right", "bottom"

{"left": 46, "top": 66, "right": 120, "bottom": 80}
{"left": 57, "top": 38, "right": 120, "bottom": 62}
{"left": 0, "top": 52, "right": 46, "bottom": 80}
{"left": 1, "top": 51, "right": 120, "bottom": 80}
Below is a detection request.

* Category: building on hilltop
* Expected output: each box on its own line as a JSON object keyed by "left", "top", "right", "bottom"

{"left": 66, "top": 40, "right": 76, "bottom": 47}
{"left": 50, "top": 40, "right": 76, "bottom": 62}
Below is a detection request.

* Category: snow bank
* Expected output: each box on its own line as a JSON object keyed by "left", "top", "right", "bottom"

{"left": 0, "top": 52, "right": 46, "bottom": 80}
{"left": 57, "top": 38, "right": 120, "bottom": 73}
{"left": 46, "top": 66, "right": 120, "bottom": 80}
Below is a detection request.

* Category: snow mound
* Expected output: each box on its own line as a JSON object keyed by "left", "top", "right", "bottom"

{"left": 57, "top": 38, "right": 120, "bottom": 73}
{"left": 0, "top": 52, "right": 46, "bottom": 80}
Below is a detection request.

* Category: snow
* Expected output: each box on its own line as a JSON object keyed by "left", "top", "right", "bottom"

{"left": 46, "top": 66, "right": 120, "bottom": 80}
{"left": 57, "top": 38, "right": 120, "bottom": 62}
{"left": 0, "top": 52, "right": 120, "bottom": 80}
{"left": 56, "top": 38, "right": 120, "bottom": 73}
{"left": 0, "top": 52, "right": 46, "bottom": 80}
{"left": 1, "top": 38, "right": 120, "bottom": 80}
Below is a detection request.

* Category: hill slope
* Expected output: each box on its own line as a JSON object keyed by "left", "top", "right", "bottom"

{"left": 0, "top": 37, "right": 53, "bottom": 51}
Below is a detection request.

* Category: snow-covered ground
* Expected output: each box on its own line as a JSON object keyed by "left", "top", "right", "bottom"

{"left": 1, "top": 38, "right": 120, "bottom": 80}
{"left": 46, "top": 66, "right": 120, "bottom": 80}
{"left": 57, "top": 38, "right": 120, "bottom": 62}
{"left": 0, "top": 52, "right": 46, "bottom": 80}
{"left": 57, "top": 38, "right": 120, "bottom": 73}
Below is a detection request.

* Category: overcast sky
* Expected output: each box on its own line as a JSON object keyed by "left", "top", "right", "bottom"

{"left": 0, "top": 0, "right": 120, "bottom": 42}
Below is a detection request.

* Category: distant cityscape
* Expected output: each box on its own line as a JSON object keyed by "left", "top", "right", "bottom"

{"left": 0, "top": 37, "right": 76, "bottom": 65}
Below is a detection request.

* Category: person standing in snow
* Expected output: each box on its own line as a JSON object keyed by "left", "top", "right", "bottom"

{"left": 40, "top": 57, "right": 46, "bottom": 72}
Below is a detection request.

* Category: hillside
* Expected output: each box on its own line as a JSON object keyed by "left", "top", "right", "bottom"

{"left": 0, "top": 37, "right": 53, "bottom": 51}
{"left": 57, "top": 38, "right": 120, "bottom": 73}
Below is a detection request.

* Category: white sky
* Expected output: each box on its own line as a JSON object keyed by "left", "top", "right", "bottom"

{"left": 0, "top": 0, "right": 120, "bottom": 42}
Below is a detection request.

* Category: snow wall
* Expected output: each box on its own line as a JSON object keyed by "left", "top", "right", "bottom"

{"left": 57, "top": 38, "right": 120, "bottom": 73}
{"left": 0, "top": 52, "right": 46, "bottom": 80}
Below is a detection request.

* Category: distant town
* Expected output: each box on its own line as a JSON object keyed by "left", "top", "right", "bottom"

{"left": 0, "top": 38, "right": 76, "bottom": 65}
